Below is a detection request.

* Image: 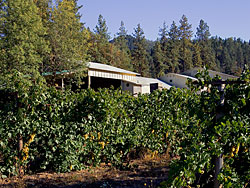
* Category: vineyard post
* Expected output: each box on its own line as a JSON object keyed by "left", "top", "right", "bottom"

{"left": 88, "top": 75, "right": 91, "bottom": 89}
{"left": 18, "top": 135, "right": 23, "bottom": 175}
{"left": 214, "top": 83, "right": 224, "bottom": 188}
{"left": 16, "top": 93, "right": 24, "bottom": 176}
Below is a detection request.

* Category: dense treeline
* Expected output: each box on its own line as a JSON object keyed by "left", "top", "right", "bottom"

{"left": 94, "top": 14, "right": 250, "bottom": 78}
{"left": 1, "top": 0, "right": 250, "bottom": 80}
{"left": 117, "top": 18, "right": 250, "bottom": 77}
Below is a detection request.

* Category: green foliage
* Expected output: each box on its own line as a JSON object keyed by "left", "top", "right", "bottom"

{"left": 0, "top": 69, "right": 249, "bottom": 188}
{"left": 45, "top": 0, "right": 87, "bottom": 74}
{"left": 0, "top": 4, "right": 249, "bottom": 186}
{"left": 192, "top": 42, "right": 202, "bottom": 67}
{"left": 151, "top": 22, "right": 170, "bottom": 77}
{"left": 152, "top": 41, "right": 167, "bottom": 77}
{"left": 131, "top": 24, "right": 150, "bottom": 76}
{"left": 0, "top": 0, "right": 49, "bottom": 75}
{"left": 196, "top": 19, "right": 216, "bottom": 69}
{"left": 196, "top": 19, "right": 211, "bottom": 41}
{"left": 178, "top": 15, "right": 193, "bottom": 72}
{"left": 163, "top": 68, "right": 250, "bottom": 187}
{"left": 94, "top": 14, "right": 110, "bottom": 42}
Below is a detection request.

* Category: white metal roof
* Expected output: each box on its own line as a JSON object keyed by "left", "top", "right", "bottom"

{"left": 162, "top": 73, "right": 198, "bottom": 80}
{"left": 86, "top": 62, "right": 140, "bottom": 76}
{"left": 134, "top": 77, "right": 172, "bottom": 89}
{"left": 183, "top": 68, "right": 238, "bottom": 80}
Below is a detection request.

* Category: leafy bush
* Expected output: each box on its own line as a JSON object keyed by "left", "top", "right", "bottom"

{"left": 0, "top": 70, "right": 249, "bottom": 187}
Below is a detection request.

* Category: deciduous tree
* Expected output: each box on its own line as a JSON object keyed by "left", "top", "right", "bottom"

{"left": 0, "top": 0, "right": 49, "bottom": 75}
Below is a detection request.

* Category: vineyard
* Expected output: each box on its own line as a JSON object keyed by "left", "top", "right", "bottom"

{"left": 0, "top": 70, "right": 249, "bottom": 187}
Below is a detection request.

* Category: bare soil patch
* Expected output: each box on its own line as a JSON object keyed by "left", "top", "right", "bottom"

{"left": 0, "top": 155, "right": 170, "bottom": 188}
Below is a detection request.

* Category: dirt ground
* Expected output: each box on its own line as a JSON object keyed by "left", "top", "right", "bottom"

{"left": 0, "top": 155, "right": 170, "bottom": 188}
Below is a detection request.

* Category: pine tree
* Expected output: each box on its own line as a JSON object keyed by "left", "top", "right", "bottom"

{"left": 114, "top": 21, "right": 132, "bottom": 70}
{"left": 159, "top": 22, "right": 168, "bottom": 48}
{"left": 117, "top": 21, "right": 127, "bottom": 37}
{"left": 192, "top": 42, "right": 202, "bottom": 68}
{"left": 131, "top": 24, "right": 149, "bottom": 76}
{"left": 178, "top": 15, "right": 193, "bottom": 72}
{"left": 211, "top": 37, "right": 223, "bottom": 71}
{"left": 169, "top": 21, "right": 180, "bottom": 41}
{"left": 222, "top": 47, "right": 232, "bottom": 74}
{"left": 94, "top": 14, "right": 110, "bottom": 42}
{"left": 45, "top": 0, "right": 86, "bottom": 73}
{"left": 33, "top": 0, "right": 50, "bottom": 26}
{"left": 167, "top": 21, "right": 180, "bottom": 73}
{"left": 0, "top": 0, "right": 6, "bottom": 73}
{"left": 159, "top": 21, "right": 169, "bottom": 66}
{"left": 115, "top": 21, "right": 130, "bottom": 52}
{"left": 196, "top": 19, "right": 210, "bottom": 41}
{"left": 196, "top": 19, "right": 216, "bottom": 69}
{"left": 151, "top": 22, "right": 169, "bottom": 77}
{"left": 152, "top": 41, "right": 166, "bottom": 77}
{"left": 0, "top": 0, "right": 49, "bottom": 75}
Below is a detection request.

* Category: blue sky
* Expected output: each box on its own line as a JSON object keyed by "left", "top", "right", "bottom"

{"left": 79, "top": 0, "right": 250, "bottom": 41}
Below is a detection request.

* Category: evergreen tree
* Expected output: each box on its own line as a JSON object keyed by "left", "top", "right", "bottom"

{"left": 192, "top": 42, "right": 202, "bottom": 67}
{"left": 168, "top": 21, "right": 180, "bottom": 41}
{"left": 94, "top": 14, "right": 110, "bottom": 42}
{"left": 0, "top": 0, "right": 49, "bottom": 75}
{"left": 196, "top": 19, "right": 210, "bottom": 41}
{"left": 0, "top": 0, "right": 6, "bottom": 35}
{"left": 151, "top": 22, "right": 169, "bottom": 77}
{"left": 178, "top": 15, "right": 193, "bottom": 72}
{"left": 115, "top": 21, "right": 130, "bottom": 52}
{"left": 0, "top": 0, "right": 6, "bottom": 73}
{"left": 131, "top": 24, "right": 149, "bottom": 76}
{"left": 89, "top": 15, "right": 111, "bottom": 65}
{"left": 152, "top": 41, "right": 166, "bottom": 77}
{"left": 114, "top": 21, "right": 132, "bottom": 70}
{"left": 33, "top": 0, "right": 51, "bottom": 26}
{"left": 211, "top": 36, "right": 224, "bottom": 70}
{"left": 235, "top": 38, "right": 244, "bottom": 71}
{"left": 241, "top": 41, "right": 250, "bottom": 71}
{"left": 168, "top": 21, "right": 180, "bottom": 73}
{"left": 196, "top": 19, "right": 216, "bottom": 69}
{"left": 88, "top": 22, "right": 132, "bottom": 71}
{"left": 117, "top": 20, "right": 127, "bottom": 37}
{"left": 45, "top": 0, "right": 86, "bottom": 73}
{"left": 221, "top": 47, "right": 232, "bottom": 74}
{"left": 159, "top": 21, "right": 168, "bottom": 47}
{"left": 159, "top": 21, "right": 169, "bottom": 62}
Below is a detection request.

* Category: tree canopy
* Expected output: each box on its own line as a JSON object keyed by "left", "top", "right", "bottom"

{"left": 1, "top": 1, "right": 249, "bottom": 82}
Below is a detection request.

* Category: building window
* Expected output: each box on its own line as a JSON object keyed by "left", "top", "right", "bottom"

{"left": 126, "top": 83, "right": 129, "bottom": 87}
{"left": 170, "top": 79, "right": 172, "bottom": 83}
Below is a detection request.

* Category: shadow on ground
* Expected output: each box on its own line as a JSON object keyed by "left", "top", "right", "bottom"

{"left": 1, "top": 165, "right": 169, "bottom": 188}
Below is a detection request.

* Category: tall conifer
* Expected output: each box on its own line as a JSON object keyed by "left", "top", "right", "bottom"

{"left": 179, "top": 15, "right": 193, "bottom": 72}
{"left": 152, "top": 22, "right": 169, "bottom": 77}
{"left": 94, "top": 14, "right": 110, "bottom": 42}
{"left": 152, "top": 41, "right": 166, "bottom": 77}
{"left": 168, "top": 21, "right": 180, "bottom": 73}
{"left": 131, "top": 24, "right": 149, "bottom": 76}
{"left": 114, "top": 21, "right": 132, "bottom": 70}
{"left": 45, "top": 0, "right": 86, "bottom": 73}
{"left": 196, "top": 19, "right": 216, "bottom": 69}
